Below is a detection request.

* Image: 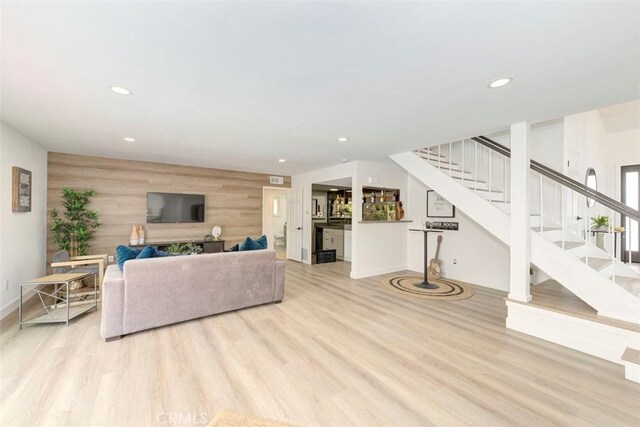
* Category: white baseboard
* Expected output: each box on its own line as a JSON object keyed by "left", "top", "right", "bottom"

{"left": 0, "top": 293, "right": 35, "bottom": 321}
{"left": 350, "top": 264, "right": 407, "bottom": 279}
{"left": 506, "top": 301, "right": 640, "bottom": 365}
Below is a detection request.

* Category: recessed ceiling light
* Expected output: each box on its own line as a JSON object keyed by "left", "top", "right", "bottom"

{"left": 330, "top": 188, "right": 339, "bottom": 191}
{"left": 488, "top": 77, "right": 513, "bottom": 89}
{"left": 278, "top": 159, "right": 286, "bottom": 163}
{"left": 341, "top": 158, "right": 348, "bottom": 163}
{"left": 109, "top": 86, "right": 132, "bottom": 95}
{"left": 337, "top": 137, "right": 349, "bottom": 143}
{"left": 123, "top": 137, "right": 136, "bottom": 142}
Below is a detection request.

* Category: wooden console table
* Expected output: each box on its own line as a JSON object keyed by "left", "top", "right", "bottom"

{"left": 19, "top": 272, "right": 98, "bottom": 329}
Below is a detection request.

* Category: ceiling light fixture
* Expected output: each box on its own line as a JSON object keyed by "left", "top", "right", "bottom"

{"left": 109, "top": 86, "right": 132, "bottom": 95}
{"left": 330, "top": 188, "right": 339, "bottom": 191}
{"left": 123, "top": 137, "right": 136, "bottom": 142}
{"left": 337, "top": 137, "right": 349, "bottom": 143}
{"left": 341, "top": 158, "right": 348, "bottom": 163}
{"left": 488, "top": 77, "right": 513, "bottom": 89}
{"left": 278, "top": 159, "right": 286, "bottom": 163}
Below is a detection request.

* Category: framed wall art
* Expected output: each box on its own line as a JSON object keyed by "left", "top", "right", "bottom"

{"left": 12, "top": 167, "right": 32, "bottom": 213}
{"left": 426, "top": 190, "right": 455, "bottom": 218}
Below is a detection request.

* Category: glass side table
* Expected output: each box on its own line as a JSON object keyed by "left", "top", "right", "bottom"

{"left": 19, "top": 272, "right": 97, "bottom": 329}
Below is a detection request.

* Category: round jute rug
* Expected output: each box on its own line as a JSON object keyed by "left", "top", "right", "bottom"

{"left": 381, "top": 275, "right": 474, "bottom": 301}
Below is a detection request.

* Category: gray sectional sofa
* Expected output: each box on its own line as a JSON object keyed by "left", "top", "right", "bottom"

{"left": 101, "top": 249, "right": 285, "bottom": 341}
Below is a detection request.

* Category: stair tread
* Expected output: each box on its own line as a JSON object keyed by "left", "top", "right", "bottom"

{"left": 521, "top": 279, "right": 640, "bottom": 332}
{"left": 531, "top": 226, "right": 562, "bottom": 232}
{"left": 611, "top": 276, "right": 640, "bottom": 297}
{"left": 416, "top": 149, "right": 446, "bottom": 158}
{"left": 452, "top": 176, "right": 486, "bottom": 183}
{"left": 433, "top": 165, "right": 472, "bottom": 174}
{"left": 554, "top": 241, "right": 584, "bottom": 250}
{"left": 579, "top": 257, "right": 612, "bottom": 271}
{"left": 622, "top": 348, "right": 640, "bottom": 364}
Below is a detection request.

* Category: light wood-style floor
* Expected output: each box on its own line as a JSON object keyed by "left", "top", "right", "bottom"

{"left": 1, "top": 261, "right": 639, "bottom": 426}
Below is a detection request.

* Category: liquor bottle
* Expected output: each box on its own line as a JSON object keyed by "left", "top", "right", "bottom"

{"left": 380, "top": 190, "right": 386, "bottom": 203}
{"left": 371, "top": 192, "right": 376, "bottom": 203}
{"left": 392, "top": 191, "right": 398, "bottom": 202}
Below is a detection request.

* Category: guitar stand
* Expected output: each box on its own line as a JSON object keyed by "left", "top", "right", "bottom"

{"left": 410, "top": 229, "right": 444, "bottom": 289}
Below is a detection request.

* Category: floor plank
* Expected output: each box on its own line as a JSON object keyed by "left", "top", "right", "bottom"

{"left": 0, "top": 260, "right": 638, "bottom": 426}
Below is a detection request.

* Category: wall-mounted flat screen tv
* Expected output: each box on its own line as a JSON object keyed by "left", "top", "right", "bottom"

{"left": 147, "top": 192, "right": 205, "bottom": 223}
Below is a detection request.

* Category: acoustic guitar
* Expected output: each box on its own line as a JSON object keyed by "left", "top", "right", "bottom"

{"left": 427, "top": 235, "right": 443, "bottom": 278}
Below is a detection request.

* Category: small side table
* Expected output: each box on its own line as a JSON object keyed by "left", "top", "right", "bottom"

{"left": 19, "top": 272, "right": 97, "bottom": 329}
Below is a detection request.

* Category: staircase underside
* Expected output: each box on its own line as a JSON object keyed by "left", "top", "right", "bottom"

{"left": 390, "top": 151, "right": 640, "bottom": 323}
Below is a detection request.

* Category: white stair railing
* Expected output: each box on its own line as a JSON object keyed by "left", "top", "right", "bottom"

{"left": 414, "top": 136, "right": 640, "bottom": 297}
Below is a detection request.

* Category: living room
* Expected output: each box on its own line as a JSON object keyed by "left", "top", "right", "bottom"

{"left": 2, "top": 2, "right": 640, "bottom": 427}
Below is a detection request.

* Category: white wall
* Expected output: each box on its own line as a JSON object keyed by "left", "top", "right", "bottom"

{"left": 0, "top": 123, "right": 48, "bottom": 318}
{"left": 405, "top": 174, "right": 510, "bottom": 291}
{"left": 291, "top": 159, "right": 409, "bottom": 279}
{"left": 351, "top": 160, "right": 408, "bottom": 278}
{"left": 291, "top": 162, "right": 356, "bottom": 264}
{"left": 563, "top": 103, "right": 640, "bottom": 255}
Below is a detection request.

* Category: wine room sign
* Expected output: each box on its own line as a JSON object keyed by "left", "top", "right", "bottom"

{"left": 12, "top": 167, "right": 32, "bottom": 213}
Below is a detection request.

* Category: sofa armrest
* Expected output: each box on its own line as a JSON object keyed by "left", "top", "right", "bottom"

{"left": 101, "top": 265, "right": 125, "bottom": 340}
{"left": 274, "top": 260, "right": 285, "bottom": 301}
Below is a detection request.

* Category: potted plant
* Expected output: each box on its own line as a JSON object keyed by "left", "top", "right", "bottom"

{"left": 590, "top": 215, "right": 609, "bottom": 250}
{"left": 50, "top": 188, "right": 100, "bottom": 256}
{"left": 167, "top": 242, "right": 202, "bottom": 255}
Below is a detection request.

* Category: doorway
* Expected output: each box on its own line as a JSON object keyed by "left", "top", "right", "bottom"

{"left": 621, "top": 164, "right": 639, "bottom": 263}
{"left": 262, "top": 187, "right": 289, "bottom": 258}
{"left": 311, "top": 177, "right": 353, "bottom": 269}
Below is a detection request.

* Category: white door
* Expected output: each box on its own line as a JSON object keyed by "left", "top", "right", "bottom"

{"left": 286, "top": 187, "right": 303, "bottom": 262}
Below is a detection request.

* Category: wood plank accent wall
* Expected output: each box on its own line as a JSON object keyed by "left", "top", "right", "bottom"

{"left": 47, "top": 152, "right": 290, "bottom": 263}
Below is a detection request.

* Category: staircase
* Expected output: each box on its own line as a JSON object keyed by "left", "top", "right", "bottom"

{"left": 391, "top": 136, "right": 640, "bottom": 381}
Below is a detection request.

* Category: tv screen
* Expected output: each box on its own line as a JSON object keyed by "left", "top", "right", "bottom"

{"left": 147, "top": 192, "right": 205, "bottom": 223}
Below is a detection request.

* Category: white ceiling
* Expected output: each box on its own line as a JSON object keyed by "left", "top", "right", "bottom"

{"left": 1, "top": 1, "right": 639, "bottom": 175}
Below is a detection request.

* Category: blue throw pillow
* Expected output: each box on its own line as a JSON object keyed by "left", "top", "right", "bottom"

{"left": 226, "top": 244, "right": 239, "bottom": 252}
{"left": 115, "top": 245, "right": 141, "bottom": 270}
{"left": 156, "top": 250, "right": 172, "bottom": 257}
{"left": 255, "top": 234, "right": 268, "bottom": 249}
{"left": 136, "top": 245, "right": 157, "bottom": 260}
{"left": 239, "top": 235, "right": 268, "bottom": 251}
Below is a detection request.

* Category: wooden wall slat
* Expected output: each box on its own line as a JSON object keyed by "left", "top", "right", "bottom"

{"left": 47, "top": 152, "right": 290, "bottom": 264}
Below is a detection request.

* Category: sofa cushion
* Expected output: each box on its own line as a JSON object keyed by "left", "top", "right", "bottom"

{"left": 136, "top": 245, "right": 158, "bottom": 260}
{"left": 239, "top": 235, "right": 268, "bottom": 251}
{"left": 116, "top": 245, "right": 142, "bottom": 270}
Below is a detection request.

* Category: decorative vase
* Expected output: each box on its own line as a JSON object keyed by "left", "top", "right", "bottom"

{"left": 129, "top": 226, "right": 139, "bottom": 246}
{"left": 137, "top": 225, "right": 145, "bottom": 244}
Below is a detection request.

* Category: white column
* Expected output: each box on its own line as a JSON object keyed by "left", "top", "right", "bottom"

{"left": 509, "top": 122, "right": 532, "bottom": 302}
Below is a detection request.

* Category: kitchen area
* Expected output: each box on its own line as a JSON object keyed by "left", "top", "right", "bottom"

{"left": 311, "top": 177, "right": 405, "bottom": 265}
{"left": 312, "top": 182, "right": 353, "bottom": 263}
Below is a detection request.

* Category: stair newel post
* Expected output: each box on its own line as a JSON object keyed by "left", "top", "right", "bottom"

{"left": 539, "top": 174, "right": 544, "bottom": 234}
{"left": 610, "top": 207, "right": 615, "bottom": 285}
{"left": 509, "top": 122, "right": 532, "bottom": 303}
